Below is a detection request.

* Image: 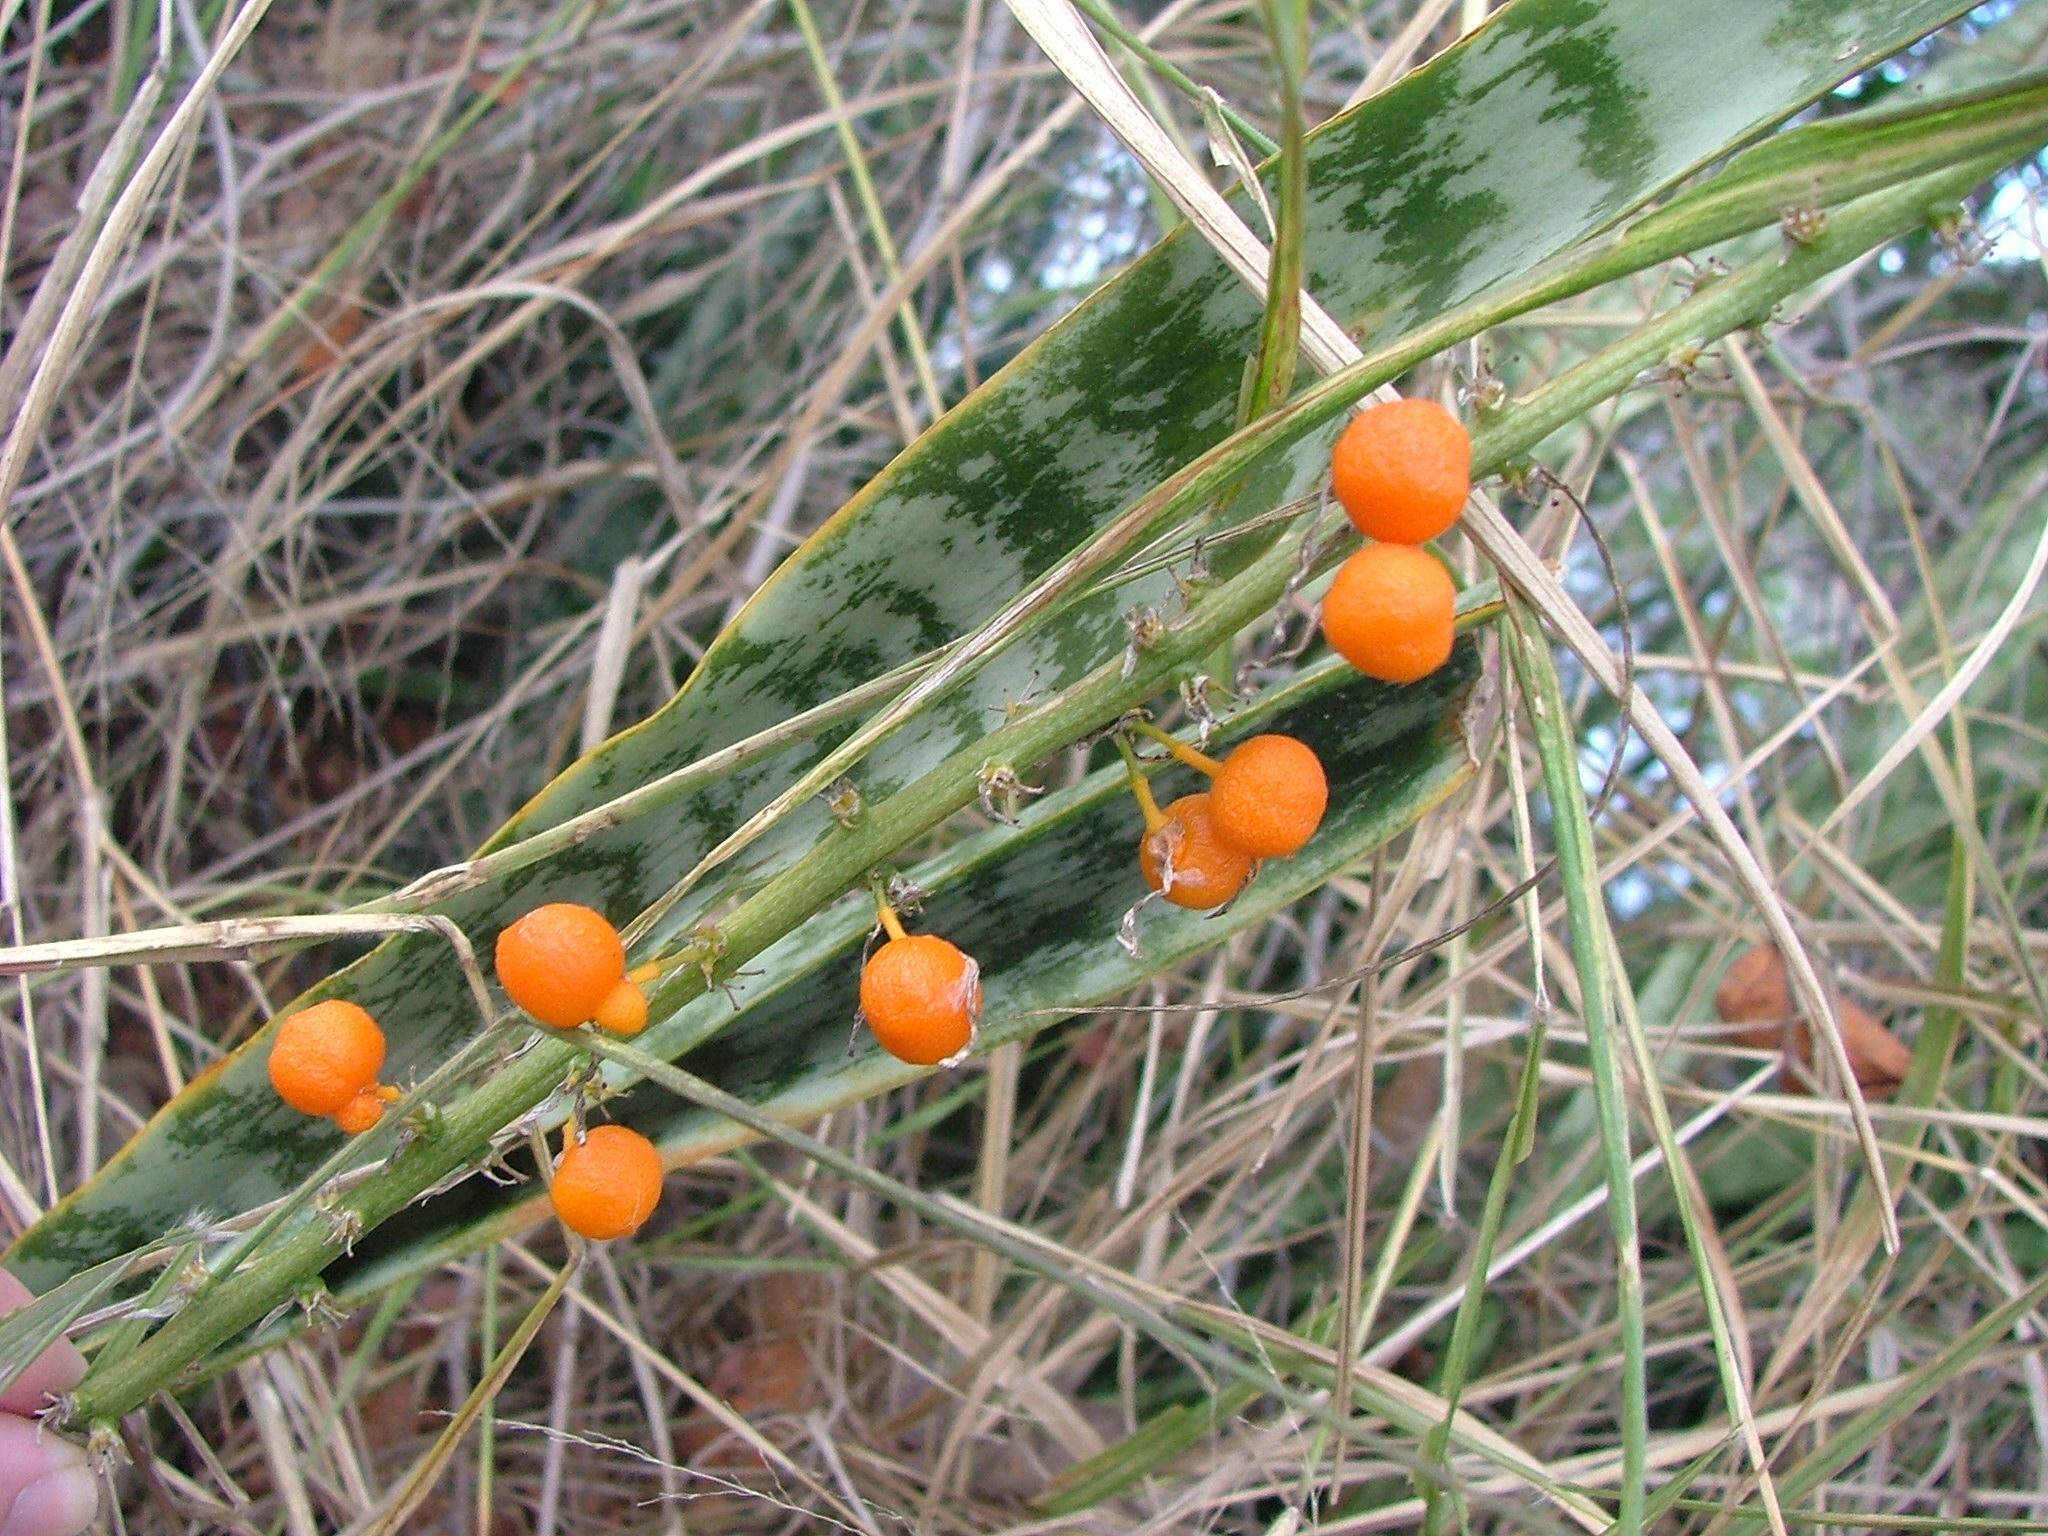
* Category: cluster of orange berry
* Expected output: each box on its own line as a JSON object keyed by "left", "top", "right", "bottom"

{"left": 266, "top": 901, "right": 670, "bottom": 1241}
{"left": 265, "top": 891, "right": 991, "bottom": 1242}
{"left": 258, "top": 398, "right": 1468, "bottom": 1245}
{"left": 1320, "top": 397, "right": 1469, "bottom": 685}
{"left": 494, "top": 902, "right": 654, "bottom": 1036}
{"left": 267, "top": 1000, "right": 401, "bottom": 1134}
{"left": 1127, "top": 724, "right": 1328, "bottom": 912}
{"left": 492, "top": 903, "right": 668, "bottom": 1239}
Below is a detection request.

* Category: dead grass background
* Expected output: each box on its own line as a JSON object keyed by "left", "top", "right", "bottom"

{"left": 3, "top": 0, "right": 2047, "bottom": 1530}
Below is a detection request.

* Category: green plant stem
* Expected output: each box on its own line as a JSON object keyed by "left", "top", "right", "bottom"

{"left": 0, "top": 1247, "right": 166, "bottom": 1399}
{"left": 66, "top": 165, "right": 1990, "bottom": 1424}
{"left": 365, "top": 136, "right": 2015, "bottom": 919}
{"left": 1246, "top": 0, "right": 1307, "bottom": 417}
{"left": 193, "top": 1023, "right": 514, "bottom": 1302}
{"left": 639, "top": 159, "right": 2011, "bottom": 949}
{"left": 1129, "top": 715, "right": 1224, "bottom": 776}
{"left": 366, "top": 655, "right": 933, "bottom": 914}
{"left": 1504, "top": 598, "right": 1646, "bottom": 1535}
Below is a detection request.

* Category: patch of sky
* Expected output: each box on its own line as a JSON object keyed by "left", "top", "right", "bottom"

{"left": 1607, "top": 859, "right": 1696, "bottom": 922}
{"left": 931, "top": 136, "right": 1153, "bottom": 379}
{"left": 1980, "top": 155, "right": 2046, "bottom": 266}
{"left": 1575, "top": 705, "right": 1714, "bottom": 926}
{"left": 1039, "top": 137, "right": 1156, "bottom": 293}
{"left": 1962, "top": 0, "right": 2025, "bottom": 37}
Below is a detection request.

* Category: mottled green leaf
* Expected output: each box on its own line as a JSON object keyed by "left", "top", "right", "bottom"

{"left": 326, "top": 644, "right": 1481, "bottom": 1305}
{"left": 5, "top": 0, "right": 1982, "bottom": 1303}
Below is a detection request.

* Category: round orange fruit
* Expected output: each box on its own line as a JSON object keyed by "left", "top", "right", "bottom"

{"left": 860, "top": 934, "right": 981, "bottom": 1066}
{"left": 591, "top": 977, "right": 650, "bottom": 1036}
{"left": 331, "top": 1089, "right": 388, "bottom": 1135}
{"left": 269, "top": 1000, "right": 387, "bottom": 1118}
{"left": 496, "top": 903, "right": 626, "bottom": 1028}
{"left": 1322, "top": 543, "right": 1456, "bottom": 684}
{"left": 550, "top": 1124, "right": 665, "bottom": 1240}
{"left": 1330, "top": 398, "right": 1471, "bottom": 544}
{"left": 1208, "top": 735, "right": 1328, "bottom": 860}
{"left": 1138, "top": 794, "right": 1255, "bottom": 910}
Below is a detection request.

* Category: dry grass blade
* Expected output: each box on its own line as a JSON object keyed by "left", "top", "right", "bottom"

{"left": 359, "top": 1256, "right": 572, "bottom": 1536}
{"left": 1811, "top": 512, "right": 2048, "bottom": 883}
{"left": 0, "top": 0, "right": 283, "bottom": 516}
{"left": 766, "top": 1176, "right": 1104, "bottom": 1461}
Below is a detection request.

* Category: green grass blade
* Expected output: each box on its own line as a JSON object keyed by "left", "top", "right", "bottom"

{"left": 1244, "top": 0, "right": 1306, "bottom": 420}
{"left": 1505, "top": 598, "right": 1647, "bottom": 1534}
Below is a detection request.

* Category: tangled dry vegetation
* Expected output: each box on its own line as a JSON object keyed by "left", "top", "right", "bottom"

{"left": 3, "top": 0, "right": 2046, "bottom": 1530}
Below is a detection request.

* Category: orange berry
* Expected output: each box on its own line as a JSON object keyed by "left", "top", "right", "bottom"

{"left": 1330, "top": 398, "right": 1471, "bottom": 544}
{"left": 269, "top": 1000, "right": 387, "bottom": 1118}
{"left": 550, "top": 1124, "right": 665, "bottom": 1240}
{"left": 1138, "top": 794, "right": 1255, "bottom": 910}
{"left": 331, "top": 1089, "right": 387, "bottom": 1135}
{"left": 496, "top": 903, "right": 626, "bottom": 1028}
{"left": 592, "top": 978, "right": 649, "bottom": 1036}
{"left": 1322, "top": 543, "right": 1455, "bottom": 684}
{"left": 1208, "top": 735, "right": 1328, "bottom": 859}
{"left": 860, "top": 934, "right": 981, "bottom": 1066}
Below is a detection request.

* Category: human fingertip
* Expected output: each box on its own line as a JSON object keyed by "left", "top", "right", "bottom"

{"left": 0, "top": 1441, "right": 97, "bottom": 1536}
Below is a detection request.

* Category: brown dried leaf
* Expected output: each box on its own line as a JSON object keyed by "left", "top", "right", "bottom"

{"left": 290, "top": 302, "right": 368, "bottom": 387}
{"left": 1715, "top": 942, "right": 1795, "bottom": 1046}
{"left": 751, "top": 1272, "right": 826, "bottom": 1343}
{"left": 1783, "top": 996, "right": 1914, "bottom": 1098}
{"left": 1715, "top": 944, "right": 1912, "bottom": 1098}
{"left": 709, "top": 1338, "right": 813, "bottom": 1419}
